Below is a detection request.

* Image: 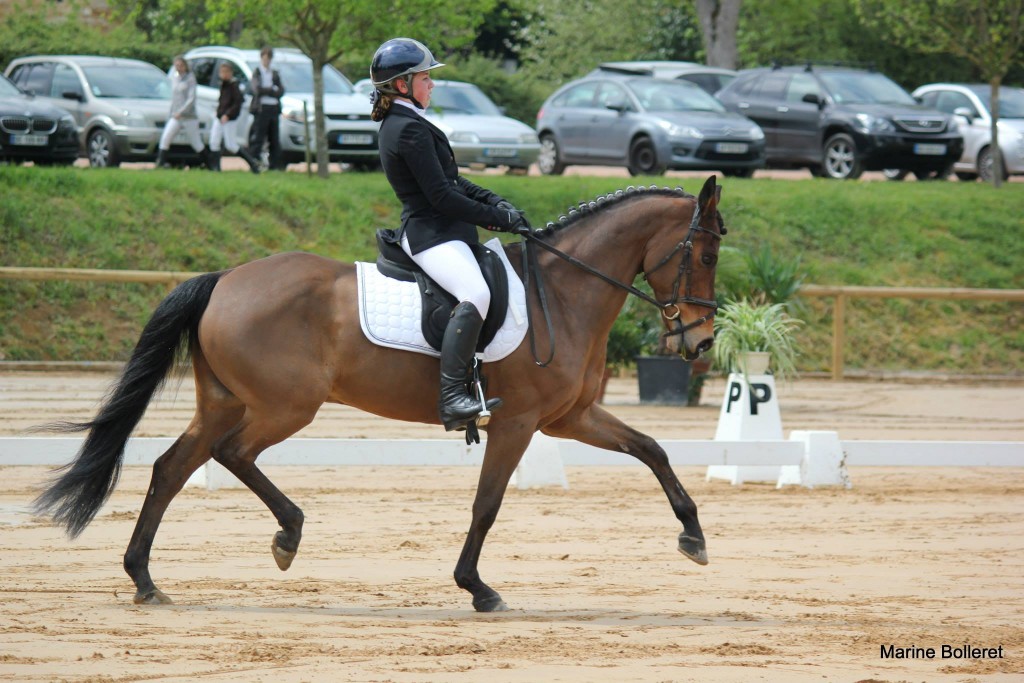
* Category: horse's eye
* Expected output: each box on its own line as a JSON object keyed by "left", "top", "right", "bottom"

{"left": 701, "top": 253, "right": 717, "bottom": 266}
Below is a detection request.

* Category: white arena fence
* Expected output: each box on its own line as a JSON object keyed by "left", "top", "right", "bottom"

{"left": 2, "top": 435, "right": 1021, "bottom": 491}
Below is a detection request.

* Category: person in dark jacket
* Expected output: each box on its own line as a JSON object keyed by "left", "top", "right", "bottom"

{"left": 370, "top": 38, "right": 530, "bottom": 432}
{"left": 247, "top": 46, "right": 285, "bottom": 170}
{"left": 208, "top": 62, "right": 260, "bottom": 173}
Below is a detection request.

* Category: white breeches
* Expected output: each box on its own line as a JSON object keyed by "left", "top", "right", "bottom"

{"left": 401, "top": 234, "right": 491, "bottom": 319}
{"left": 209, "top": 118, "right": 239, "bottom": 153}
{"left": 159, "top": 117, "right": 203, "bottom": 152}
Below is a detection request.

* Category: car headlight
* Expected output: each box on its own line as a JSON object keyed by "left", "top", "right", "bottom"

{"left": 854, "top": 113, "right": 895, "bottom": 133}
{"left": 282, "top": 107, "right": 309, "bottom": 124}
{"left": 122, "top": 110, "right": 148, "bottom": 127}
{"left": 658, "top": 120, "right": 704, "bottom": 139}
{"left": 518, "top": 131, "right": 539, "bottom": 145}
{"left": 449, "top": 131, "right": 480, "bottom": 144}
{"left": 58, "top": 114, "right": 76, "bottom": 129}
{"left": 946, "top": 117, "right": 959, "bottom": 133}
{"left": 749, "top": 125, "right": 765, "bottom": 141}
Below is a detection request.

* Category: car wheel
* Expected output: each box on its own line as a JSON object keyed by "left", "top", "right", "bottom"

{"left": 977, "top": 146, "right": 1006, "bottom": 183}
{"left": 87, "top": 129, "right": 120, "bottom": 168}
{"left": 627, "top": 137, "right": 665, "bottom": 176}
{"left": 822, "top": 132, "right": 863, "bottom": 179}
{"left": 538, "top": 134, "right": 565, "bottom": 175}
{"left": 955, "top": 171, "right": 978, "bottom": 182}
{"left": 722, "top": 168, "right": 755, "bottom": 178}
{"left": 883, "top": 169, "right": 909, "bottom": 181}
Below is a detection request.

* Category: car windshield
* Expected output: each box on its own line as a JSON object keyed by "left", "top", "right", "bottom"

{"left": 974, "top": 87, "right": 1024, "bottom": 118}
{"left": 428, "top": 84, "right": 502, "bottom": 115}
{"left": 0, "top": 75, "right": 22, "bottom": 97}
{"left": 82, "top": 66, "right": 171, "bottom": 99}
{"left": 818, "top": 72, "right": 916, "bottom": 105}
{"left": 248, "top": 61, "right": 354, "bottom": 94}
{"left": 627, "top": 79, "right": 726, "bottom": 112}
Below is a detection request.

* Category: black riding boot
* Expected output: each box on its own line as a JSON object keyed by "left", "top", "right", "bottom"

{"left": 207, "top": 150, "right": 221, "bottom": 171}
{"left": 438, "top": 302, "right": 503, "bottom": 431}
{"left": 238, "top": 147, "right": 261, "bottom": 174}
{"left": 154, "top": 149, "right": 169, "bottom": 168}
{"left": 197, "top": 147, "right": 209, "bottom": 169}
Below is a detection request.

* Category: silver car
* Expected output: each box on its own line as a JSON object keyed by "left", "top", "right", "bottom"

{"left": 182, "top": 46, "right": 379, "bottom": 168}
{"left": 536, "top": 74, "right": 765, "bottom": 176}
{"left": 591, "top": 61, "right": 737, "bottom": 96}
{"left": 913, "top": 83, "right": 1024, "bottom": 182}
{"left": 5, "top": 55, "right": 210, "bottom": 167}
{"left": 425, "top": 80, "right": 539, "bottom": 173}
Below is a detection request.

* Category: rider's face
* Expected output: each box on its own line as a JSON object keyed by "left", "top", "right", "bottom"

{"left": 407, "top": 71, "right": 433, "bottom": 107}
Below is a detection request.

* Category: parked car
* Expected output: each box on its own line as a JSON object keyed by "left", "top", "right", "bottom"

{"left": 536, "top": 73, "right": 765, "bottom": 176}
{"left": 590, "top": 61, "right": 737, "bottom": 96}
{"left": 5, "top": 55, "right": 210, "bottom": 167}
{"left": 424, "top": 80, "right": 539, "bottom": 173}
{"left": 912, "top": 83, "right": 1024, "bottom": 182}
{"left": 0, "top": 73, "right": 78, "bottom": 165}
{"left": 715, "top": 64, "right": 964, "bottom": 179}
{"left": 181, "top": 46, "right": 378, "bottom": 169}
{"left": 352, "top": 78, "right": 374, "bottom": 97}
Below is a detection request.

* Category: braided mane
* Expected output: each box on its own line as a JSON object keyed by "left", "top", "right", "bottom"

{"left": 534, "top": 184, "right": 696, "bottom": 239}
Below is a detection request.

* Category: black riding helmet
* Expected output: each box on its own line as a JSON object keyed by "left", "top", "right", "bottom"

{"left": 370, "top": 38, "right": 444, "bottom": 107}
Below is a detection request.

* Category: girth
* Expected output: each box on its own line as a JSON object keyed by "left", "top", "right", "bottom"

{"left": 375, "top": 228, "right": 509, "bottom": 352}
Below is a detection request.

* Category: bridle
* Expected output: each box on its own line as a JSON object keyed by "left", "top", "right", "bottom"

{"left": 519, "top": 202, "right": 723, "bottom": 366}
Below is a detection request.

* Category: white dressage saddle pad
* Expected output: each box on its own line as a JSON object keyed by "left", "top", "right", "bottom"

{"left": 356, "top": 238, "right": 528, "bottom": 362}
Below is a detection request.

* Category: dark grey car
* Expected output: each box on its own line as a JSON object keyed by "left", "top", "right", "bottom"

{"left": 536, "top": 74, "right": 765, "bottom": 177}
{"left": 0, "top": 73, "right": 78, "bottom": 165}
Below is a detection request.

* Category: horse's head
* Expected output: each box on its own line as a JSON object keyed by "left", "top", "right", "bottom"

{"left": 642, "top": 175, "right": 724, "bottom": 361}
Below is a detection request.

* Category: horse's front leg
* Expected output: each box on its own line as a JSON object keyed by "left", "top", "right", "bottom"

{"left": 454, "top": 421, "right": 534, "bottom": 612}
{"left": 545, "top": 404, "right": 708, "bottom": 566}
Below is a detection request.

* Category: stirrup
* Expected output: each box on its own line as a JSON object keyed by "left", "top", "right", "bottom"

{"left": 471, "top": 357, "right": 492, "bottom": 427}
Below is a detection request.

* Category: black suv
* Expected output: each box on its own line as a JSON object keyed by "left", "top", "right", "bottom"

{"left": 716, "top": 65, "right": 964, "bottom": 179}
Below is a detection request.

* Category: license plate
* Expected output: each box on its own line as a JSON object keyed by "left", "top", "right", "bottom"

{"left": 12, "top": 134, "right": 48, "bottom": 146}
{"left": 483, "top": 147, "right": 517, "bottom": 158}
{"left": 339, "top": 133, "right": 373, "bottom": 145}
{"left": 914, "top": 143, "right": 947, "bottom": 156}
{"left": 715, "top": 142, "right": 748, "bottom": 154}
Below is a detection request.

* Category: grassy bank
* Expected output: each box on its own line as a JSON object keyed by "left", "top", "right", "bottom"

{"left": 1, "top": 166, "right": 1022, "bottom": 373}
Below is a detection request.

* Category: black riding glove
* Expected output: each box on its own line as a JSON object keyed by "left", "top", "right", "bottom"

{"left": 507, "top": 209, "right": 532, "bottom": 235}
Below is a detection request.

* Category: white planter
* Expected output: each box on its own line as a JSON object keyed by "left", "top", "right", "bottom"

{"left": 739, "top": 351, "right": 771, "bottom": 375}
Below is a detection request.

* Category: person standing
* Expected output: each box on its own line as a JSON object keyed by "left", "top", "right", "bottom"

{"left": 156, "top": 57, "right": 206, "bottom": 169}
{"left": 370, "top": 38, "right": 529, "bottom": 431}
{"left": 247, "top": 46, "right": 285, "bottom": 171}
{"left": 208, "top": 62, "right": 260, "bottom": 173}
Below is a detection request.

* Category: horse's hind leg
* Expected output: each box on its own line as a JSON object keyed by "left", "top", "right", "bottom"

{"left": 545, "top": 404, "right": 708, "bottom": 565}
{"left": 210, "top": 407, "right": 316, "bottom": 572}
{"left": 123, "top": 402, "right": 244, "bottom": 604}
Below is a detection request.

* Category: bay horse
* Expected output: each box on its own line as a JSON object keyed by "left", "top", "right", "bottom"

{"left": 34, "top": 175, "right": 725, "bottom": 612}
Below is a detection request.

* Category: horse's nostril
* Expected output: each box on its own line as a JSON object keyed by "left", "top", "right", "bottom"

{"left": 696, "top": 338, "right": 714, "bottom": 354}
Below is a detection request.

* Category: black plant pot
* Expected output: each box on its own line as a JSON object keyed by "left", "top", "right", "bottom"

{"left": 635, "top": 355, "right": 691, "bottom": 405}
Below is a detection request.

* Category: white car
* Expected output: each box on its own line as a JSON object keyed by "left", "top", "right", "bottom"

{"left": 913, "top": 83, "right": 1024, "bottom": 182}
{"left": 424, "top": 80, "right": 539, "bottom": 173}
{"left": 181, "top": 46, "right": 379, "bottom": 169}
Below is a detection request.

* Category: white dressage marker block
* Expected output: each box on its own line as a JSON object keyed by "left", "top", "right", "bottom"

{"left": 511, "top": 433, "right": 569, "bottom": 490}
{"left": 776, "top": 430, "right": 852, "bottom": 489}
{"left": 186, "top": 461, "right": 243, "bottom": 491}
{"left": 708, "top": 372, "right": 785, "bottom": 485}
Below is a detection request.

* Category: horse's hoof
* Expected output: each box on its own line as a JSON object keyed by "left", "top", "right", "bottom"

{"left": 133, "top": 588, "right": 173, "bottom": 605}
{"left": 678, "top": 534, "right": 709, "bottom": 566}
{"left": 473, "top": 595, "right": 509, "bottom": 612}
{"left": 272, "top": 542, "right": 296, "bottom": 571}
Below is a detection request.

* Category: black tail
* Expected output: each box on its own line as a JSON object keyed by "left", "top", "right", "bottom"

{"left": 33, "top": 271, "right": 225, "bottom": 538}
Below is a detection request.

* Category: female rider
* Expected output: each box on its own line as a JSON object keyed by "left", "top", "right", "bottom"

{"left": 369, "top": 38, "right": 529, "bottom": 431}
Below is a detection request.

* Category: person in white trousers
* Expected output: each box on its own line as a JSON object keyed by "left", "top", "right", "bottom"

{"left": 156, "top": 56, "right": 205, "bottom": 168}
{"left": 207, "top": 62, "right": 259, "bottom": 173}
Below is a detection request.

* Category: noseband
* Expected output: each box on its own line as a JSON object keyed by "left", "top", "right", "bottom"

{"left": 519, "top": 204, "right": 723, "bottom": 366}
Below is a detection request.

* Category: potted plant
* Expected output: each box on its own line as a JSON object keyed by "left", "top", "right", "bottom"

{"left": 711, "top": 299, "right": 802, "bottom": 380}
{"left": 605, "top": 297, "right": 691, "bottom": 405}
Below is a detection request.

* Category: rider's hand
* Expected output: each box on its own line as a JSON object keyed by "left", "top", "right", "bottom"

{"left": 506, "top": 209, "right": 531, "bottom": 235}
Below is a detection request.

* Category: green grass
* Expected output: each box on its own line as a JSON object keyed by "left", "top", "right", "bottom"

{"left": 1, "top": 166, "right": 1022, "bottom": 374}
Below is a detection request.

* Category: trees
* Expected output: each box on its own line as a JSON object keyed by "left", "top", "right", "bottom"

{"left": 857, "top": 0, "right": 1024, "bottom": 188}
{"left": 696, "top": 0, "right": 742, "bottom": 69}
{"left": 207, "top": 0, "right": 496, "bottom": 178}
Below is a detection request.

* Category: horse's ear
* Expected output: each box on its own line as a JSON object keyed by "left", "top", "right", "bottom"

{"left": 698, "top": 175, "right": 718, "bottom": 215}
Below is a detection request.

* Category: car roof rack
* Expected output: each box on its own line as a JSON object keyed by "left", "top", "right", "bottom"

{"left": 769, "top": 60, "right": 876, "bottom": 72}
{"left": 596, "top": 64, "right": 653, "bottom": 76}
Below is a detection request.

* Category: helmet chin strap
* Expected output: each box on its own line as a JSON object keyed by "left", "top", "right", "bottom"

{"left": 396, "top": 75, "right": 424, "bottom": 109}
